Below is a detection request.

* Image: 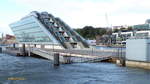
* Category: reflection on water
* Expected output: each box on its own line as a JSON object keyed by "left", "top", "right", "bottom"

{"left": 0, "top": 53, "right": 150, "bottom": 84}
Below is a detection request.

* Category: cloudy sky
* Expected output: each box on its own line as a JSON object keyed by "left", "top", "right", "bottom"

{"left": 1, "top": 0, "right": 150, "bottom": 34}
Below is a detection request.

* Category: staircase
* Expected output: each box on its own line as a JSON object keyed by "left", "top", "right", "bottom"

{"left": 35, "top": 12, "right": 89, "bottom": 49}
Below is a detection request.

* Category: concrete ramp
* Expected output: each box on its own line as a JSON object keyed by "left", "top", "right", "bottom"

{"left": 30, "top": 48, "right": 64, "bottom": 63}
{"left": 29, "top": 48, "right": 113, "bottom": 63}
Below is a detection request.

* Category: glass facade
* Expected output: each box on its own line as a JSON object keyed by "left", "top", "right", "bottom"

{"left": 133, "top": 24, "right": 150, "bottom": 30}
{"left": 136, "top": 33, "right": 149, "bottom": 37}
{"left": 10, "top": 16, "right": 54, "bottom": 43}
{"left": 9, "top": 11, "right": 89, "bottom": 49}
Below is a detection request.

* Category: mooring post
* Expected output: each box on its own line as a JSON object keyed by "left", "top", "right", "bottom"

{"left": 53, "top": 53, "right": 59, "bottom": 66}
{"left": 22, "top": 44, "right": 26, "bottom": 56}
{"left": 0, "top": 47, "right": 2, "bottom": 53}
{"left": 122, "top": 47, "right": 126, "bottom": 66}
{"left": 120, "top": 46, "right": 126, "bottom": 67}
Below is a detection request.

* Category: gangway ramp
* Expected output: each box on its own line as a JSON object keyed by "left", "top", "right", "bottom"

{"left": 30, "top": 48, "right": 64, "bottom": 63}
{"left": 29, "top": 48, "right": 115, "bottom": 63}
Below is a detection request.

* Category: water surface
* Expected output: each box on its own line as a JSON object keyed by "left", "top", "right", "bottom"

{"left": 0, "top": 53, "right": 150, "bottom": 84}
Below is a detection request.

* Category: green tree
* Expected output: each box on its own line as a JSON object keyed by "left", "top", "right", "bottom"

{"left": 127, "top": 26, "right": 133, "bottom": 31}
{"left": 113, "top": 28, "right": 119, "bottom": 33}
{"left": 75, "top": 26, "right": 107, "bottom": 39}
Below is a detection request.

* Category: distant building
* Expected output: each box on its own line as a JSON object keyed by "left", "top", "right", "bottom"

{"left": 112, "top": 30, "right": 150, "bottom": 44}
{"left": 112, "top": 31, "right": 133, "bottom": 44}
{"left": 133, "top": 24, "right": 150, "bottom": 30}
{"left": 5, "top": 34, "right": 15, "bottom": 40}
{"left": 112, "top": 25, "right": 128, "bottom": 29}
{"left": 86, "top": 40, "right": 96, "bottom": 45}
{"left": 1, "top": 34, "right": 16, "bottom": 44}
{"left": 133, "top": 19, "right": 150, "bottom": 30}
{"left": 95, "top": 35, "right": 115, "bottom": 46}
{"left": 95, "top": 35, "right": 101, "bottom": 45}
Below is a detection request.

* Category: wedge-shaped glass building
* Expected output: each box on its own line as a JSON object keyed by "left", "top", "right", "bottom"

{"left": 9, "top": 11, "right": 89, "bottom": 49}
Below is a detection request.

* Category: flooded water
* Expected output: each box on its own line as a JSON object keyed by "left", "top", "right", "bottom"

{"left": 0, "top": 53, "right": 150, "bottom": 84}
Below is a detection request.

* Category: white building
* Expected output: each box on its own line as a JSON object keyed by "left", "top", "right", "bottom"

{"left": 112, "top": 25, "right": 129, "bottom": 29}
{"left": 86, "top": 40, "right": 96, "bottom": 45}
{"left": 112, "top": 30, "right": 150, "bottom": 44}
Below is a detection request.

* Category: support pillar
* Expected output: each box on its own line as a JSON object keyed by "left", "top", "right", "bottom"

{"left": 53, "top": 53, "right": 59, "bottom": 66}
{"left": 22, "top": 44, "right": 26, "bottom": 56}
{"left": 121, "top": 46, "right": 126, "bottom": 67}
{"left": 121, "top": 58, "right": 126, "bottom": 67}
{"left": 117, "top": 59, "right": 126, "bottom": 67}
{"left": 117, "top": 47, "right": 126, "bottom": 67}
{"left": 13, "top": 43, "right": 16, "bottom": 48}
{"left": 34, "top": 44, "right": 36, "bottom": 48}
{"left": 41, "top": 44, "right": 45, "bottom": 49}
{"left": 0, "top": 47, "right": 2, "bottom": 53}
{"left": 28, "top": 44, "right": 31, "bottom": 56}
{"left": 63, "top": 55, "right": 71, "bottom": 64}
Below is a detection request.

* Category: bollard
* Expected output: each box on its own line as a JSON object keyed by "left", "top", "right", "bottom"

{"left": 53, "top": 53, "right": 59, "bottom": 66}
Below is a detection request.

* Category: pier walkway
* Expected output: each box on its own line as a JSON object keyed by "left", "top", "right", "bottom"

{"left": 28, "top": 48, "right": 117, "bottom": 63}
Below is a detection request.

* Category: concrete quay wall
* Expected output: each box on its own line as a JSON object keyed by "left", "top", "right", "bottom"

{"left": 116, "top": 59, "right": 150, "bottom": 69}
{"left": 126, "top": 60, "right": 150, "bottom": 69}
